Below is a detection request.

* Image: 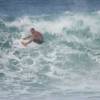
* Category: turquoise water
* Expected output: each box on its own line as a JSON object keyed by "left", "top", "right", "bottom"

{"left": 1, "top": 12, "right": 100, "bottom": 100}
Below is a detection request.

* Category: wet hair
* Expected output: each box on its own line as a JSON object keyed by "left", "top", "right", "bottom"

{"left": 30, "top": 28, "right": 35, "bottom": 33}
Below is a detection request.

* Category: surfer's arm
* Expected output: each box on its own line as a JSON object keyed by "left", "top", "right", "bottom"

{"left": 22, "top": 35, "right": 32, "bottom": 40}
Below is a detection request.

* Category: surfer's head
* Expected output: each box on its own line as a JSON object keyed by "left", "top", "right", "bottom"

{"left": 30, "top": 28, "right": 35, "bottom": 33}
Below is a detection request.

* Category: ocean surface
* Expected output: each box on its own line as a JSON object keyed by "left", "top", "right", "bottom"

{"left": 0, "top": 0, "right": 100, "bottom": 100}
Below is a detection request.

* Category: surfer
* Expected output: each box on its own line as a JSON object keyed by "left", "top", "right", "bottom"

{"left": 21, "top": 28, "right": 44, "bottom": 46}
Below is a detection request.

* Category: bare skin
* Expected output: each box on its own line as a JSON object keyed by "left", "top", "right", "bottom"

{"left": 21, "top": 28, "right": 43, "bottom": 47}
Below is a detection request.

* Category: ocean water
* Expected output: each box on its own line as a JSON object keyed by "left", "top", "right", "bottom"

{"left": 1, "top": 0, "right": 100, "bottom": 100}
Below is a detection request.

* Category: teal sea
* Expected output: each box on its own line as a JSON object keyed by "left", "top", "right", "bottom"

{"left": 0, "top": 0, "right": 100, "bottom": 100}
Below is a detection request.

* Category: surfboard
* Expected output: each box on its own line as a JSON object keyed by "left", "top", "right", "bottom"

{"left": 13, "top": 38, "right": 37, "bottom": 48}
{"left": 13, "top": 39, "right": 26, "bottom": 48}
{"left": 20, "top": 38, "right": 29, "bottom": 47}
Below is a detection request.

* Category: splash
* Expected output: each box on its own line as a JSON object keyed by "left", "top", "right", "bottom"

{"left": 0, "top": 12, "right": 100, "bottom": 99}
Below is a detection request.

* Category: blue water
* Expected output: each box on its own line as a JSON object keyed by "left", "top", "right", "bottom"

{"left": 1, "top": 0, "right": 100, "bottom": 100}
{"left": 0, "top": 0, "right": 100, "bottom": 16}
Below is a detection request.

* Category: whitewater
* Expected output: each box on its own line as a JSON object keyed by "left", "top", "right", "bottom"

{"left": 0, "top": 11, "right": 100, "bottom": 100}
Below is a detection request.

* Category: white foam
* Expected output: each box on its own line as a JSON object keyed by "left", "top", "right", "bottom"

{"left": 1, "top": 12, "right": 100, "bottom": 95}
{"left": 4, "top": 12, "right": 100, "bottom": 37}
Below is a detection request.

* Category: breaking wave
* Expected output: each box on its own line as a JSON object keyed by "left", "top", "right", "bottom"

{"left": 1, "top": 12, "right": 100, "bottom": 99}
